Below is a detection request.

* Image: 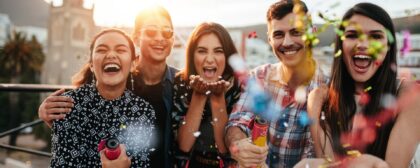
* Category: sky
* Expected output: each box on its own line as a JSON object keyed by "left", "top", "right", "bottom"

{"left": 45, "top": 0, "right": 420, "bottom": 27}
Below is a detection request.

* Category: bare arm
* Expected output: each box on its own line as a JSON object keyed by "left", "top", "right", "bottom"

{"left": 210, "top": 94, "right": 228, "bottom": 154}
{"left": 177, "top": 91, "right": 207, "bottom": 152}
{"left": 307, "top": 85, "right": 334, "bottom": 158}
{"left": 38, "top": 89, "right": 74, "bottom": 127}
{"left": 386, "top": 83, "right": 420, "bottom": 168}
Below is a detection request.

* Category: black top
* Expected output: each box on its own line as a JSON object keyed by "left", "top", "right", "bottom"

{"left": 172, "top": 74, "right": 241, "bottom": 168}
{"left": 50, "top": 84, "right": 156, "bottom": 168}
{"left": 135, "top": 81, "right": 166, "bottom": 168}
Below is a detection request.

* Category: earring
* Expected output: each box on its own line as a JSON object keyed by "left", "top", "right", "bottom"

{"left": 130, "top": 72, "right": 134, "bottom": 91}
{"left": 91, "top": 73, "right": 96, "bottom": 86}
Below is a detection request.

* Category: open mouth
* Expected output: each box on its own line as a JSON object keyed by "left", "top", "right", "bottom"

{"left": 203, "top": 67, "right": 217, "bottom": 78}
{"left": 103, "top": 63, "right": 121, "bottom": 73}
{"left": 353, "top": 55, "right": 372, "bottom": 70}
{"left": 151, "top": 45, "right": 165, "bottom": 52}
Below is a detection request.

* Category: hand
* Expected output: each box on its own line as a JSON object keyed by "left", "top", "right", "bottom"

{"left": 307, "top": 84, "right": 328, "bottom": 120}
{"left": 230, "top": 138, "right": 268, "bottom": 168}
{"left": 100, "top": 144, "right": 131, "bottom": 168}
{"left": 38, "top": 89, "right": 74, "bottom": 127}
{"left": 189, "top": 75, "right": 210, "bottom": 95}
{"left": 207, "top": 80, "right": 230, "bottom": 97}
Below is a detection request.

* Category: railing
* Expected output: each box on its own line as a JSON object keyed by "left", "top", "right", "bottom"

{"left": 0, "top": 83, "right": 74, "bottom": 157}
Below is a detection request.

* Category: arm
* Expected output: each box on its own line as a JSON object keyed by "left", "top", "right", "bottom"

{"left": 307, "top": 85, "right": 334, "bottom": 158}
{"left": 386, "top": 82, "right": 420, "bottom": 168}
{"left": 177, "top": 75, "right": 208, "bottom": 152}
{"left": 225, "top": 87, "right": 268, "bottom": 167}
{"left": 38, "top": 89, "right": 74, "bottom": 127}
{"left": 208, "top": 79, "right": 233, "bottom": 154}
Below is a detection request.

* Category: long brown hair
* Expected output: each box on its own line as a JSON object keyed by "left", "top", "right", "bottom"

{"left": 71, "top": 28, "right": 136, "bottom": 87}
{"left": 321, "top": 3, "right": 398, "bottom": 158}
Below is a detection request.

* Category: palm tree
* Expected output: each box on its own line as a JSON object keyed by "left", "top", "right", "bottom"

{"left": 0, "top": 30, "right": 45, "bottom": 146}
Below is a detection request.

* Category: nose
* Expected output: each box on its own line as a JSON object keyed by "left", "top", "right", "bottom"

{"left": 204, "top": 53, "right": 216, "bottom": 64}
{"left": 282, "top": 33, "right": 294, "bottom": 47}
{"left": 105, "top": 50, "right": 118, "bottom": 59}
{"left": 356, "top": 36, "right": 369, "bottom": 51}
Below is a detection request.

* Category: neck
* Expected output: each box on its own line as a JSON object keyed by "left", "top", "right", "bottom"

{"left": 96, "top": 82, "right": 126, "bottom": 100}
{"left": 137, "top": 58, "right": 167, "bottom": 85}
{"left": 354, "top": 82, "right": 365, "bottom": 95}
{"left": 280, "top": 60, "right": 315, "bottom": 90}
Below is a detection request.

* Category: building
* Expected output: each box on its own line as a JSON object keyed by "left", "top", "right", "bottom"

{"left": 41, "top": 0, "right": 95, "bottom": 85}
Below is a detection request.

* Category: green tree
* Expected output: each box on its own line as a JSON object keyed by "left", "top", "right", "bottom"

{"left": 0, "top": 30, "right": 45, "bottom": 146}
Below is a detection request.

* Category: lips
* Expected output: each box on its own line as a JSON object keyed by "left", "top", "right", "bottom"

{"left": 278, "top": 45, "right": 302, "bottom": 56}
{"left": 352, "top": 55, "right": 372, "bottom": 73}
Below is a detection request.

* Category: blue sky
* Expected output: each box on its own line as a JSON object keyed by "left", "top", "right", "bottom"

{"left": 46, "top": 0, "right": 420, "bottom": 27}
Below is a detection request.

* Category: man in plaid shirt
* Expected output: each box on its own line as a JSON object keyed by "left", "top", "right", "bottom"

{"left": 225, "top": 0, "right": 327, "bottom": 167}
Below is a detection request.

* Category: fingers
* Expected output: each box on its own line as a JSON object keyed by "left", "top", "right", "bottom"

{"left": 39, "top": 90, "right": 74, "bottom": 126}
{"left": 232, "top": 138, "right": 268, "bottom": 167}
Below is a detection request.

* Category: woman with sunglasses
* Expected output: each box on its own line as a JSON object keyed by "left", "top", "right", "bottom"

{"left": 172, "top": 22, "right": 241, "bottom": 168}
{"left": 49, "top": 28, "right": 156, "bottom": 168}
{"left": 39, "top": 6, "right": 178, "bottom": 168}
{"left": 295, "top": 3, "right": 420, "bottom": 168}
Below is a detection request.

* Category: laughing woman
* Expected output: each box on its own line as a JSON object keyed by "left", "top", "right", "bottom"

{"left": 50, "top": 29, "right": 156, "bottom": 168}
{"left": 296, "top": 3, "right": 420, "bottom": 168}
{"left": 172, "top": 22, "right": 241, "bottom": 168}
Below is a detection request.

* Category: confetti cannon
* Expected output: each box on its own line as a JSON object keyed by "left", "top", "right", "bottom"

{"left": 252, "top": 116, "right": 269, "bottom": 147}
{"left": 98, "top": 137, "right": 121, "bottom": 160}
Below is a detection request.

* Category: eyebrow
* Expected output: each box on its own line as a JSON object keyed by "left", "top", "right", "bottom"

{"left": 95, "top": 44, "right": 128, "bottom": 49}
{"left": 344, "top": 29, "right": 384, "bottom": 34}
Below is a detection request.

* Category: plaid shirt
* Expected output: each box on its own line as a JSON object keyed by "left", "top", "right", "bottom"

{"left": 226, "top": 63, "right": 327, "bottom": 168}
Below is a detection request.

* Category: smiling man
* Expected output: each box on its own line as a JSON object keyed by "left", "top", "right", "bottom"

{"left": 225, "top": 0, "right": 327, "bottom": 167}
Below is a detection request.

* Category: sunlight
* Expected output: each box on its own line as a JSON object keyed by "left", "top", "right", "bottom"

{"left": 93, "top": 0, "right": 167, "bottom": 27}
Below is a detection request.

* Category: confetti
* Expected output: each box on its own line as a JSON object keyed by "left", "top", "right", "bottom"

{"left": 358, "top": 92, "right": 370, "bottom": 106}
{"left": 149, "top": 148, "right": 156, "bottom": 152}
{"left": 299, "top": 112, "right": 312, "bottom": 126}
{"left": 205, "top": 90, "right": 211, "bottom": 95}
{"left": 334, "top": 49, "right": 342, "bottom": 57}
{"left": 248, "top": 31, "right": 257, "bottom": 38}
{"left": 364, "top": 86, "right": 372, "bottom": 92}
{"left": 193, "top": 131, "right": 201, "bottom": 137}
{"left": 400, "top": 30, "right": 411, "bottom": 57}
{"left": 295, "top": 86, "right": 307, "bottom": 104}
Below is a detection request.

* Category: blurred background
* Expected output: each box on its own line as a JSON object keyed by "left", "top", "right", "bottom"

{"left": 0, "top": 0, "right": 419, "bottom": 167}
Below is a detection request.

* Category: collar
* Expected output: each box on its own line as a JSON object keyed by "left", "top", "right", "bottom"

{"left": 162, "top": 65, "right": 178, "bottom": 84}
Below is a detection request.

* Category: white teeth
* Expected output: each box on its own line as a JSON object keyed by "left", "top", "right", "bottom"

{"left": 354, "top": 55, "right": 371, "bottom": 59}
{"left": 104, "top": 63, "right": 120, "bottom": 70}
{"left": 284, "top": 51, "right": 297, "bottom": 55}
{"left": 152, "top": 46, "right": 164, "bottom": 49}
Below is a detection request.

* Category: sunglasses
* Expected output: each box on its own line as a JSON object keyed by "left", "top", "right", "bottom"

{"left": 141, "top": 26, "right": 174, "bottom": 39}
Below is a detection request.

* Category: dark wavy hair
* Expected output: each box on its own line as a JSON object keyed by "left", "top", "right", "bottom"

{"left": 72, "top": 28, "right": 136, "bottom": 87}
{"left": 321, "top": 3, "right": 398, "bottom": 159}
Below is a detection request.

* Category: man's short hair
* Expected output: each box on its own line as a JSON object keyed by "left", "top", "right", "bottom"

{"left": 266, "top": 0, "right": 308, "bottom": 22}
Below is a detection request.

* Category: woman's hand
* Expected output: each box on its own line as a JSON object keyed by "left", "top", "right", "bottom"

{"left": 100, "top": 145, "right": 131, "bottom": 168}
{"left": 189, "top": 75, "right": 210, "bottom": 95}
{"left": 208, "top": 80, "right": 230, "bottom": 97}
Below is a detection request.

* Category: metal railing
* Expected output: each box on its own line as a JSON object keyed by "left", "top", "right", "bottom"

{"left": 0, "top": 83, "right": 74, "bottom": 157}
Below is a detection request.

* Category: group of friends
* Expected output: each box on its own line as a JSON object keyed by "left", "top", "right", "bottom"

{"left": 37, "top": 0, "right": 420, "bottom": 167}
